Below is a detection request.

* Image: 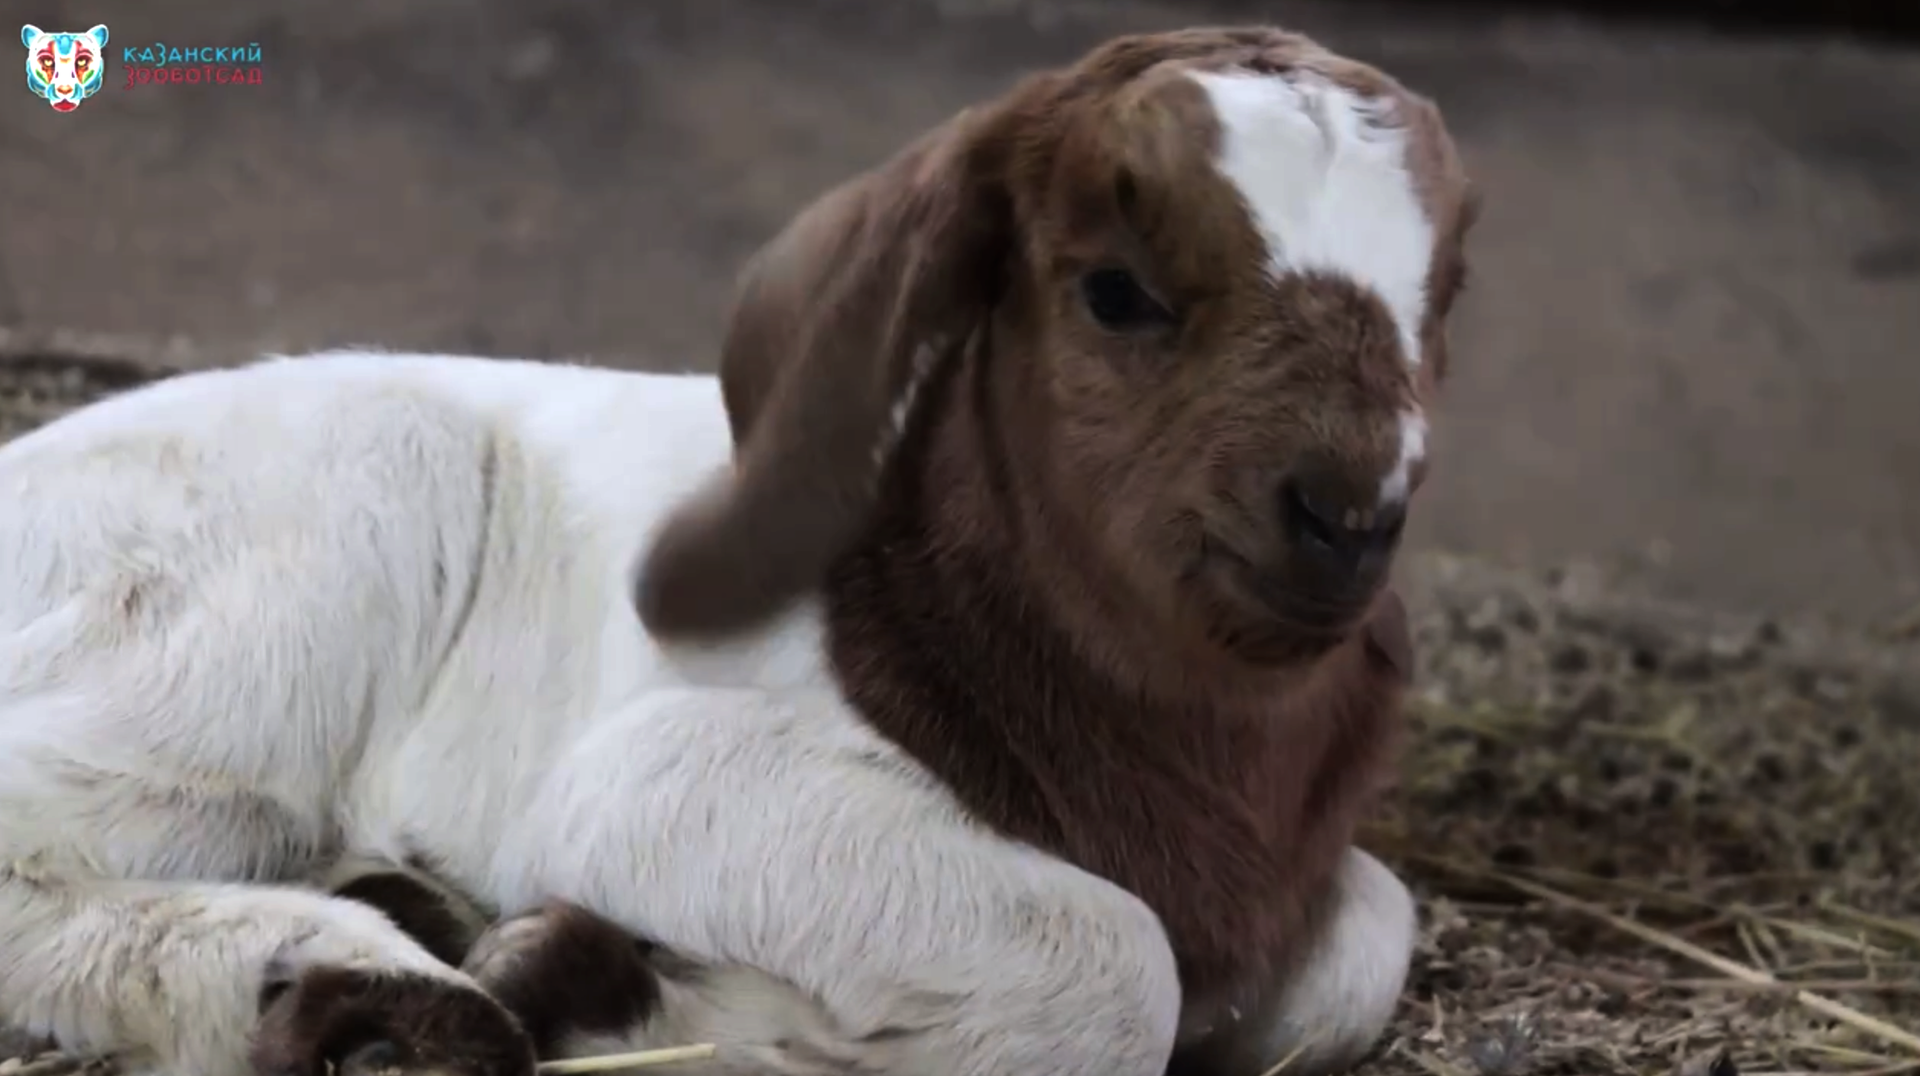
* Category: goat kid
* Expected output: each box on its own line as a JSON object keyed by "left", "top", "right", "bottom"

{"left": 0, "top": 26, "right": 1474, "bottom": 1076}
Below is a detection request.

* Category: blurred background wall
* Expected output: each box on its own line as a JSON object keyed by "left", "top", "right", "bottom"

{"left": 7, "top": 0, "right": 1919, "bottom": 624}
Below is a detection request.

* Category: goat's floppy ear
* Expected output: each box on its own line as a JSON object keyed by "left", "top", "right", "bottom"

{"left": 637, "top": 106, "right": 1011, "bottom": 640}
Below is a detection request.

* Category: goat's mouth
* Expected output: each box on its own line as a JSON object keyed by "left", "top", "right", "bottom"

{"left": 1200, "top": 535, "right": 1374, "bottom": 651}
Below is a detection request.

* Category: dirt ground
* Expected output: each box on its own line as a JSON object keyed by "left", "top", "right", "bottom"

{"left": 4, "top": 0, "right": 1920, "bottom": 1072}
{"left": 6, "top": 0, "right": 1920, "bottom": 626}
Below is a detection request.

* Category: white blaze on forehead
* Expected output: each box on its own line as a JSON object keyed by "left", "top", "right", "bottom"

{"left": 1378, "top": 410, "right": 1428, "bottom": 507}
{"left": 1187, "top": 69, "right": 1435, "bottom": 370}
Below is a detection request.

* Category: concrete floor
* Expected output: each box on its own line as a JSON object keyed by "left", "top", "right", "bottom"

{"left": 6, "top": 0, "right": 1919, "bottom": 622}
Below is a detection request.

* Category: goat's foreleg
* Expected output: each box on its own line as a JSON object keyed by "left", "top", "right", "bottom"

{"left": 0, "top": 773, "right": 533, "bottom": 1076}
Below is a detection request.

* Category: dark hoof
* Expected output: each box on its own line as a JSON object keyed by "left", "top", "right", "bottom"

{"left": 323, "top": 858, "right": 492, "bottom": 968}
{"left": 249, "top": 964, "right": 535, "bottom": 1076}
{"left": 462, "top": 902, "right": 667, "bottom": 1058}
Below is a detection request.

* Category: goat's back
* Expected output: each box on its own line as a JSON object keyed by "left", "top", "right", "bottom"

{"left": 0, "top": 350, "right": 831, "bottom": 878}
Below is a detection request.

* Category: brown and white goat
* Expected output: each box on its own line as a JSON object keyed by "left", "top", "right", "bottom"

{"left": 634, "top": 22, "right": 1477, "bottom": 1073}
{"left": 0, "top": 25, "right": 1472, "bottom": 1076}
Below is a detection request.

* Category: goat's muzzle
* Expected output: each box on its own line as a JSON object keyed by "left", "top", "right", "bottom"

{"left": 1278, "top": 476, "right": 1403, "bottom": 600}
{"left": 1210, "top": 460, "right": 1407, "bottom": 646}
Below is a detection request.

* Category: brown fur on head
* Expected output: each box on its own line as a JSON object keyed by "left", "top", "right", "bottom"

{"left": 636, "top": 26, "right": 1475, "bottom": 655}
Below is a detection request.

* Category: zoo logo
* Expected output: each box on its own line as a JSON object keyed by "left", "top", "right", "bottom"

{"left": 21, "top": 23, "right": 109, "bottom": 113}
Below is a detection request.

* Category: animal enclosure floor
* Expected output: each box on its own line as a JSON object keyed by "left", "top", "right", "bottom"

{"left": 3, "top": 357, "right": 1917, "bottom": 1076}
{"left": 1378, "top": 560, "right": 1920, "bottom": 1076}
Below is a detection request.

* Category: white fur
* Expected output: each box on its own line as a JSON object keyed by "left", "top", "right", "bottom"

{"left": 1187, "top": 69, "right": 1435, "bottom": 373}
{"left": 1378, "top": 410, "right": 1429, "bottom": 507}
{"left": 563, "top": 846, "right": 1416, "bottom": 1076}
{"left": 1188, "top": 69, "right": 1436, "bottom": 515}
{"left": 0, "top": 349, "right": 1410, "bottom": 1076}
{"left": 558, "top": 959, "right": 876, "bottom": 1076}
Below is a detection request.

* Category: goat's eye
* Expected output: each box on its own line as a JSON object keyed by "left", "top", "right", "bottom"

{"left": 1079, "top": 268, "right": 1173, "bottom": 332}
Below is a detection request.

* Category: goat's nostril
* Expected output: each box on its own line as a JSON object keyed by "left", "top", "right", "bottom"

{"left": 1281, "top": 480, "right": 1341, "bottom": 551}
{"left": 1280, "top": 478, "right": 1406, "bottom": 562}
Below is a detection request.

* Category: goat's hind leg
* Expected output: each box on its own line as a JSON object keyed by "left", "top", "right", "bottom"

{"left": 0, "top": 776, "right": 534, "bottom": 1076}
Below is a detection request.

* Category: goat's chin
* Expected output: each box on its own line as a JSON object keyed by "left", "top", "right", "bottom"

{"left": 1193, "top": 550, "right": 1371, "bottom": 666}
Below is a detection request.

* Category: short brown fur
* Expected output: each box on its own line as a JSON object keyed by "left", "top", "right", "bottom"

{"left": 311, "top": 864, "right": 672, "bottom": 1064}
{"left": 825, "top": 353, "right": 1413, "bottom": 997}
{"left": 331, "top": 870, "right": 489, "bottom": 969}
{"left": 638, "top": 25, "right": 1475, "bottom": 1006}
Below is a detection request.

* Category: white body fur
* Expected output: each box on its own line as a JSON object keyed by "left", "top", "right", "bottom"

{"left": 0, "top": 351, "right": 1412, "bottom": 1076}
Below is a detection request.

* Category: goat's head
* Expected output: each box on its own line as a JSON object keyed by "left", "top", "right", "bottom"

{"left": 638, "top": 26, "right": 1477, "bottom": 663}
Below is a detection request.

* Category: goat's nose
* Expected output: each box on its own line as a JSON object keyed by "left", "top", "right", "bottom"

{"left": 1279, "top": 472, "right": 1405, "bottom": 575}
